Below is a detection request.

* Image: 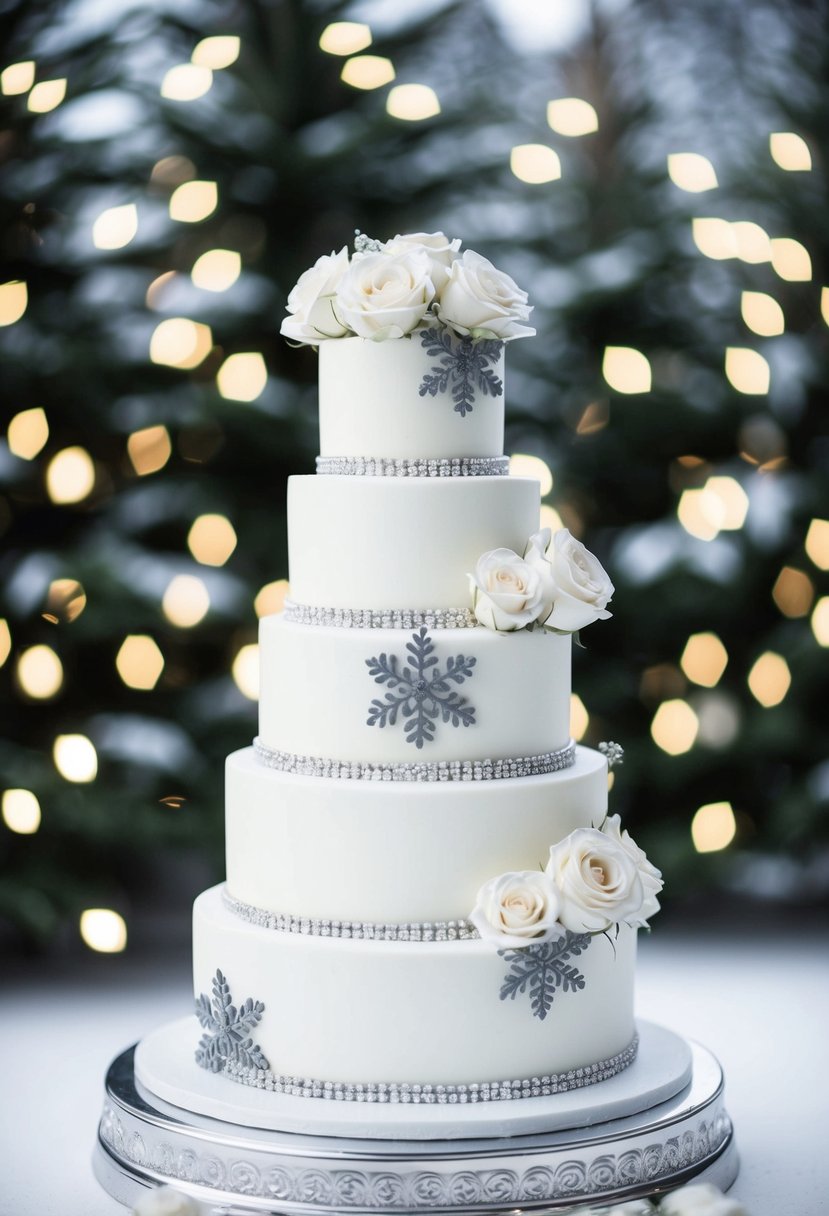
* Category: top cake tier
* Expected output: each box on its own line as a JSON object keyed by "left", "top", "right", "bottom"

{"left": 318, "top": 335, "right": 505, "bottom": 461}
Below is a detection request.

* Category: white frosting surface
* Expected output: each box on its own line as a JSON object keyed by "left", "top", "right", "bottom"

{"left": 193, "top": 884, "right": 636, "bottom": 1088}
{"left": 318, "top": 336, "right": 505, "bottom": 459}
{"left": 258, "top": 615, "right": 572, "bottom": 762}
{"left": 226, "top": 745, "right": 607, "bottom": 923}
{"left": 288, "top": 475, "right": 539, "bottom": 610}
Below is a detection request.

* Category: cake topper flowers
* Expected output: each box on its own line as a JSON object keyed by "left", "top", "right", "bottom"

{"left": 280, "top": 231, "right": 534, "bottom": 345}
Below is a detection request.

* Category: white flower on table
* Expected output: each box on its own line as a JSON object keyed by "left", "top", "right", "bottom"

{"left": 546, "top": 827, "right": 648, "bottom": 934}
{"left": 602, "top": 813, "right": 663, "bottom": 926}
{"left": 132, "top": 1185, "right": 204, "bottom": 1216}
{"left": 544, "top": 528, "right": 614, "bottom": 633}
{"left": 383, "top": 230, "right": 461, "bottom": 293}
{"left": 436, "top": 249, "right": 535, "bottom": 340}
{"left": 659, "top": 1183, "right": 749, "bottom": 1216}
{"left": 335, "top": 247, "right": 436, "bottom": 339}
{"left": 469, "top": 870, "right": 563, "bottom": 949}
{"left": 279, "top": 246, "right": 350, "bottom": 343}
{"left": 469, "top": 530, "right": 555, "bottom": 631}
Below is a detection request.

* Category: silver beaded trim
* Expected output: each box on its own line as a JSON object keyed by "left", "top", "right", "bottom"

{"left": 252, "top": 737, "right": 577, "bottom": 782}
{"left": 316, "top": 456, "right": 509, "bottom": 478}
{"left": 283, "top": 599, "right": 478, "bottom": 630}
{"left": 221, "top": 1035, "right": 639, "bottom": 1104}
{"left": 222, "top": 887, "right": 478, "bottom": 942}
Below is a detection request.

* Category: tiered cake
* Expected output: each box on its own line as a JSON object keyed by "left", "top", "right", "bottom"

{"left": 190, "top": 233, "right": 662, "bottom": 1105}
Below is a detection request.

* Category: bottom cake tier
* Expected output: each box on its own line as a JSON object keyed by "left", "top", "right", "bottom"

{"left": 192, "top": 885, "right": 637, "bottom": 1099}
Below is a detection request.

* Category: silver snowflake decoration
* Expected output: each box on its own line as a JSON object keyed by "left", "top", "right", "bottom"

{"left": 499, "top": 933, "right": 592, "bottom": 1021}
{"left": 195, "top": 968, "right": 269, "bottom": 1073}
{"left": 366, "top": 627, "right": 477, "bottom": 749}
{"left": 418, "top": 328, "right": 503, "bottom": 416}
{"left": 599, "top": 740, "right": 625, "bottom": 769}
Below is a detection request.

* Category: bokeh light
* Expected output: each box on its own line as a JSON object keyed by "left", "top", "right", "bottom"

{"left": 216, "top": 352, "right": 267, "bottom": 401}
{"left": 7, "top": 407, "right": 48, "bottom": 459}
{"left": 509, "top": 453, "right": 553, "bottom": 496}
{"left": 769, "top": 132, "right": 811, "bottom": 171}
{"left": 725, "top": 347, "right": 770, "bottom": 394}
{"left": 805, "top": 519, "right": 829, "bottom": 570}
{"left": 27, "top": 78, "right": 66, "bottom": 112}
{"left": 691, "top": 218, "right": 736, "bottom": 260}
{"left": 602, "top": 346, "right": 651, "bottom": 394}
{"left": 192, "top": 36, "right": 241, "bottom": 69}
{"left": 127, "top": 425, "right": 172, "bottom": 476}
{"left": 92, "top": 204, "right": 138, "bottom": 250}
{"left": 651, "top": 699, "right": 699, "bottom": 755}
{"left": 667, "top": 152, "right": 717, "bottom": 192}
{"left": 162, "top": 575, "right": 210, "bottom": 627}
{"left": 747, "top": 652, "right": 791, "bottom": 707}
{"left": 116, "top": 635, "right": 165, "bottom": 690}
{"left": 772, "top": 566, "right": 814, "bottom": 618}
{"left": 510, "top": 144, "right": 561, "bottom": 184}
{"left": 691, "top": 802, "right": 736, "bottom": 853}
{"left": 187, "top": 514, "right": 237, "bottom": 566}
{"left": 46, "top": 447, "right": 95, "bottom": 504}
{"left": 811, "top": 598, "right": 829, "bottom": 646}
{"left": 255, "top": 579, "right": 290, "bottom": 617}
{"left": 149, "top": 318, "right": 213, "bottom": 369}
{"left": 53, "top": 734, "right": 98, "bottom": 782}
{"left": 16, "top": 645, "right": 63, "bottom": 699}
{"left": 770, "top": 237, "right": 811, "bottom": 281}
{"left": 732, "top": 222, "right": 771, "bottom": 263}
{"left": 319, "top": 22, "right": 372, "bottom": 55}
{"left": 740, "top": 291, "right": 784, "bottom": 337}
{"left": 386, "top": 83, "right": 440, "bottom": 121}
{"left": 161, "top": 64, "right": 213, "bottom": 101}
{"left": 0, "top": 620, "right": 11, "bottom": 667}
{"left": 680, "top": 633, "right": 728, "bottom": 687}
{"left": 2, "top": 789, "right": 42, "bottom": 835}
{"left": 539, "top": 504, "right": 564, "bottom": 534}
{"left": 340, "top": 56, "right": 394, "bottom": 90}
{"left": 191, "top": 249, "right": 241, "bottom": 292}
{"left": 169, "top": 180, "right": 218, "bottom": 223}
{"left": 46, "top": 578, "right": 86, "bottom": 623}
{"left": 0, "top": 280, "right": 28, "bottom": 325}
{"left": 232, "top": 643, "right": 259, "bottom": 700}
{"left": 1, "top": 61, "right": 35, "bottom": 95}
{"left": 80, "top": 908, "right": 127, "bottom": 953}
{"left": 546, "top": 97, "right": 598, "bottom": 136}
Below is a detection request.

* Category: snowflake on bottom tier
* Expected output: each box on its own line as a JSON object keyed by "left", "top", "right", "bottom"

{"left": 418, "top": 328, "right": 503, "bottom": 416}
{"left": 195, "top": 968, "right": 269, "bottom": 1073}
{"left": 366, "top": 627, "right": 477, "bottom": 749}
{"left": 499, "top": 933, "right": 592, "bottom": 1022}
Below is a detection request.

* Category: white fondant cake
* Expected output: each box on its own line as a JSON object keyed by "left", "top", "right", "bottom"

{"left": 188, "top": 234, "right": 662, "bottom": 1111}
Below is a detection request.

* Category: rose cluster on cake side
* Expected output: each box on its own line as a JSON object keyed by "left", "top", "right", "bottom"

{"left": 280, "top": 230, "right": 535, "bottom": 344}
{"left": 470, "top": 526, "right": 614, "bottom": 635}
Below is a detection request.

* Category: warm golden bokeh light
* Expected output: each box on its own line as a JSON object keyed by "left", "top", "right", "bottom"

{"left": 509, "top": 453, "right": 553, "bottom": 496}
{"left": 162, "top": 574, "right": 210, "bottom": 628}
{"left": 92, "top": 204, "right": 138, "bottom": 251}
{"left": 232, "top": 643, "right": 260, "bottom": 700}
{"left": 769, "top": 132, "right": 811, "bottom": 172}
{"left": 191, "top": 248, "right": 241, "bottom": 292}
{"left": 151, "top": 155, "right": 196, "bottom": 187}
{"left": 741, "top": 291, "right": 784, "bottom": 337}
{"left": 772, "top": 566, "right": 814, "bottom": 618}
{"left": 46, "top": 446, "right": 95, "bottom": 504}
{"left": 680, "top": 633, "right": 728, "bottom": 688}
{"left": 677, "top": 487, "right": 719, "bottom": 541}
{"left": 570, "top": 693, "right": 589, "bottom": 742}
{"left": 747, "top": 652, "right": 791, "bottom": 708}
{"left": 386, "top": 83, "right": 441, "bottom": 121}
{"left": 1, "top": 61, "right": 35, "bottom": 95}
{"left": 539, "top": 504, "right": 564, "bottom": 534}
{"left": 691, "top": 218, "right": 736, "bottom": 260}
{"left": 667, "top": 152, "right": 717, "bottom": 192}
{"left": 0, "top": 620, "right": 11, "bottom": 667}
{"left": 811, "top": 597, "right": 829, "bottom": 646}
{"left": 169, "top": 180, "right": 218, "bottom": 223}
{"left": 216, "top": 352, "right": 267, "bottom": 401}
{"left": 46, "top": 578, "right": 86, "bottom": 623}
{"left": 116, "top": 635, "right": 165, "bottom": 690}
{"left": 2, "top": 788, "right": 41, "bottom": 835}
{"left": 149, "top": 318, "right": 213, "bottom": 369}
{"left": 319, "top": 22, "right": 372, "bottom": 55}
{"left": 340, "top": 55, "right": 395, "bottom": 90}
{"left": 0, "top": 280, "right": 28, "bottom": 326}
{"left": 510, "top": 144, "right": 562, "bottom": 184}
{"left": 16, "top": 645, "right": 63, "bottom": 699}
{"left": 255, "top": 579, "right": 290, "bottom": 617}
{"left": 575, "top": 400, "right": 610, "bottom": 434}
{"left": 27, "top": 78, "right": 66, "bottom": 112}
{"left": 805, "top": 519, "right": 829, "bottom": 571}
{"left": 705, "top": 476, "right": 749, "bottom": 530}
{"left": 770, "top": 237, "right": 811, "bottom": 282}
{"left": 188, "top": 513, "right": 238, "bottom": 566}
{"left": 724, "top": 347, "right": 770, "bottom": 395}
{"left": 54, "top": 733, "right": 98, "bottom": 782}
{"left": 546, "top": 97, "right": 598, "bottom": 136}
{"left": 821, "top": 288, "right": 829, "bottom": 328}
{"left": 127, "top": 425, "right": 172, "bottom": 476}
{"left": 80, "top": 908, "right": 127, "bottom": 953}
{"left": 192, "top": 35, "right": 241, "bottom": 69}
{"left": 691, "top": 802, "right": 736, "bottom": 853}
{"left": 602, "top": 346, "right": 652, "bottom": 394}
{"left": 161, "top": 63, "right": 213, "bottom": 101}
{"left": 651, "top": 699, "right": 699, "bottom": 755}
{"left": 7, "top": 407, "right": 49, "bottom": 459}
{"left": 732, "top": 222, "right": 771, "bottom": 264}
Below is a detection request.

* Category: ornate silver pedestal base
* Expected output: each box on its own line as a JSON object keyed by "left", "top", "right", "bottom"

{"left": 94, "top": 1028, "right": 737, "bottom": 1214}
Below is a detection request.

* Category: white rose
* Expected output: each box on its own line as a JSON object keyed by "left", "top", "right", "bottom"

{"left": 280, "top": 247, "right": 350, "bottom": 343}
{"left": 436, "top": 249, "right": 535, "bottom": 340}
{"left": 384, "top": 231, "right": 461, "bottom": 293}
{"left": 602, "top": 814, "right": 663, "bottom": 927}
{"left": 469, "top": 546, "right": 549, "bottom": 632}
{"left": 470, "top": 870, "right": 563, "bottom": 949}
{"left": 335, "top": 248, "right": 435, "bottom": 340}
{"left": 545, "top": 528, "right": 614, "bottom": 633}
{"left": 132, "top": 1185, "right": 204, "bottom": 1216}
{"left": 523, "top": 527, "right": 557, "bottom": 621}
{"left": 546, "top": 828, "right": 645, "bottom": 934}
{"left": 659, "top": 1184, "right": 748, "bottom": 1216}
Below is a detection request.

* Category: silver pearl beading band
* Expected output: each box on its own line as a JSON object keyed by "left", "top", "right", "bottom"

{"left": 221, "top": 1035, "right": 639, "bottom": 1104}
{"left": 316, "top": 455, "right": 509, "bottom": 477}
{"left": 283, "top": 599, "right": 478, "bottom": 630}
{"left": 222, "top": 886, "right": 478, "bottom": 942}
{"left": 253, "top": 737, "right": 577, "bottom": 782}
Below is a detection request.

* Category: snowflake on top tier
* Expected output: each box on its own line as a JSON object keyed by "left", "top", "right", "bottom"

{"left": 499, "top": 933, "right": 592, "bottom": 1021}
{"left": 418, "top": 328, "right": 503, "bottom": 417}
{"left": 366, "top": 627, "right": 477, "bottom": 749}
{"left": 195, "top": 968, "right": 269, "bottom": 1073}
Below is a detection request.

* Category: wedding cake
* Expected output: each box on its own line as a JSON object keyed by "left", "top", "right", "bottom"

{"left": 190, "top": 231, "right": 663, "bottom": 1106}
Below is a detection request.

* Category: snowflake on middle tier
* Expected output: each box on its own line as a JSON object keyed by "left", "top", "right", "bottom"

{"left": 365, "top": 627, "right": 477, "bottom": 749}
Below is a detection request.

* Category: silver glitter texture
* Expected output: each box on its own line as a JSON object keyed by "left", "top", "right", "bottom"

{"left": 284, "top": 599, "right": 478, "bottom": 630}
{"left": 252, "top": 737, "right": 577, "bottom": 782}
{"left": 220, "top": 1035, "right": 639, "bottom": 1104}
{"left": 315, "top": 456, "right": 509, "bottom": 478}
{"left": 599, "top": 740, "right": 625, "bottom": 769}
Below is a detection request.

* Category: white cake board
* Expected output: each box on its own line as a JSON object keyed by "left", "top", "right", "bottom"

{"left": 134, "top": 1016, "right": 691, "bottom": 1141}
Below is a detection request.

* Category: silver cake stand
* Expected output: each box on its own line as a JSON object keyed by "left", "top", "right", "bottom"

{"left": 94, "top": 1020, "right": 738, "bottom": 1214}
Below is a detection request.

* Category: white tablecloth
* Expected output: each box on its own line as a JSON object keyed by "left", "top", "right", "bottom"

{"left": 1, "top": 917, "right": 827, "bottom": 1215}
